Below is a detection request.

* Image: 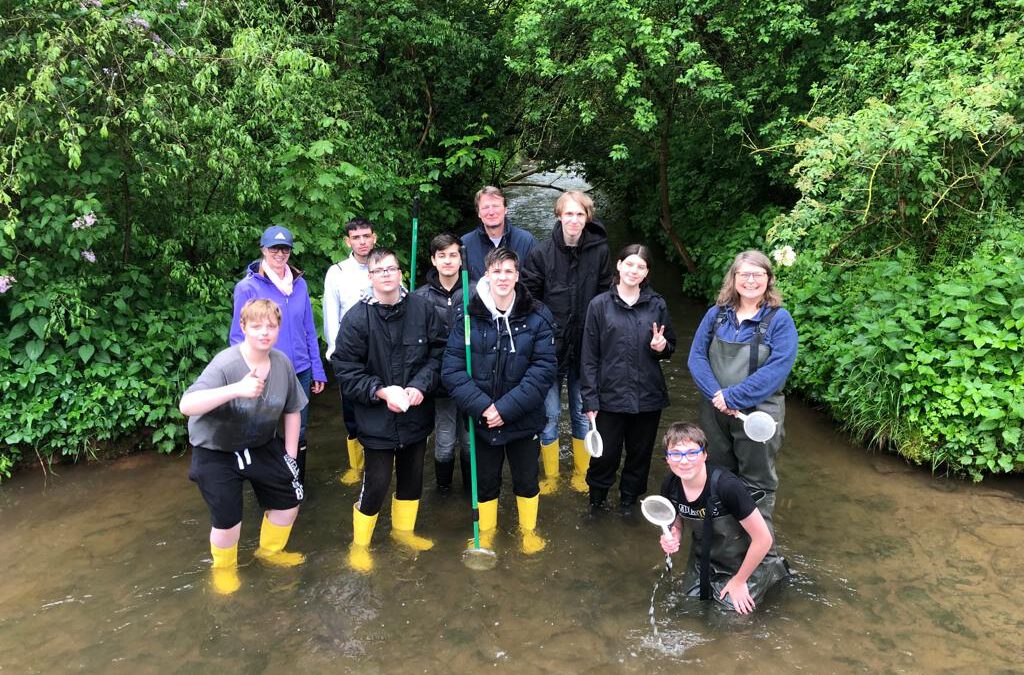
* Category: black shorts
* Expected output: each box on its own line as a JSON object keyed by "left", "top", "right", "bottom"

{"left": 189, "top": 439, "right": 304, "bottom": 529}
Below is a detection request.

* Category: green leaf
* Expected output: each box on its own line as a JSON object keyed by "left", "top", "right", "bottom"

{"left": 984, "top": 290, "right": 1008, "bottom": 306}
{"left": 25, "top": 340, "right": 44, "bottom": 361}
{"left": 28, "top": 316, "right": 47, "bottom": 339}
{"left": 79, "top": 344, "right": 96, "bottom": 363}
{"left": 7, "top": 322, "right": 29, "bottom": 341}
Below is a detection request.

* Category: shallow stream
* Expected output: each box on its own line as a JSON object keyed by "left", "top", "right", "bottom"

{"left": 2, "top": 174, "right": 1022, "bottom": 673}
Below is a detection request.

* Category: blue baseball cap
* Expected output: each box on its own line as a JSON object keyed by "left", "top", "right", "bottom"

{"left": 260, "top": 225, "right": 294, "bottom": 248}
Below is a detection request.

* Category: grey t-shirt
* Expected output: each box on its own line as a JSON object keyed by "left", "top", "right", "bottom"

{"left": 185, "top": 346, "right": 308, "bottom": 453}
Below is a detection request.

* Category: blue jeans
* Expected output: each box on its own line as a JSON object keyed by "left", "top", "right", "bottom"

{"left": 295, "top": 368, "right": 312, "bottom": 446}
{"left": 541, "top": 367, "right": 588, "bottom": 445}
{"left": 433, "top": 396, "right": 466, "bottom": 462}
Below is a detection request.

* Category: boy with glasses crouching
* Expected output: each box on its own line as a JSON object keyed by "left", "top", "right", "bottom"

{"left": 657, "top": 422, "right": 789, "bottom": 614}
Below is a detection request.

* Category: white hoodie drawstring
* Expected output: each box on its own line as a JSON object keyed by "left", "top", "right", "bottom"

{"left": 475, "top": 277, "right": 517, "bottom": 352}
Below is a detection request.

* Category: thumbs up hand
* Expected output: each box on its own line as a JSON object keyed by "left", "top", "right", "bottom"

{"left": 236, "top": 368, "right": 265, "bottom": 399}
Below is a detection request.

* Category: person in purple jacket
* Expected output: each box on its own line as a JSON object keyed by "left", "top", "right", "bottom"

{"left": 230, "top": 225, "right": 326, "bottom": 482}
{"left": 687, "top": 250, "right": 798, "bottom": 537}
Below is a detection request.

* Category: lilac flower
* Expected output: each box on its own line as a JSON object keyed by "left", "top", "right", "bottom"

{"left": 72, "top": 212, "right": 97, "bottom": 230}
{"left": 148, "top": 31, "right": 164, "bottom": 44}
{"left": 81, "top": 250, "right": 97, "bottom": 263}
{"left": 79, "top": 0, "right": 101, "bottom": 8}
{"left": 0, "top": 275, "right": 15, "bottom": 294}
{"left": 126, "top": 16, "right": 150, "bottom": 30}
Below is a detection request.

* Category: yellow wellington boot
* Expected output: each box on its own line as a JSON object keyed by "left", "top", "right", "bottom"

{"left": 340, "top": 437, "right": 365, "bottom": 485}
{"left": 539, "top": 440, "right": 560, "bottom": 495}
{"left": 254, "top": 514, "right": 306, "bottom": 567}
{"left": 210, "top": 543, "right": 241, "bottom": 595}
{"left": 468, "top": 498, "right": 498, "bottom": 550}
{"left": 570, "top": 437, "right": 590, "bottom": 493}
{"left": 349, "top": 504, "right": 378, "bottom": 573}
{"left": 516, "top": 495, "right": 546, "bottom": 554}
{"left": 390, "top": 495, "right": 434, "bottom": 552}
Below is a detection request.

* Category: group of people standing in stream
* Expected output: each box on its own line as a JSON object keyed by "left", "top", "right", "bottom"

{"left": 178, "top": 185, "right": 798, "bottom": 614}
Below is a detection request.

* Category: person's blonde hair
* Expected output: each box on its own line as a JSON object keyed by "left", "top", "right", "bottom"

{"left": 715, "top": 250, "right": 782, "bottom": 308}
{"left": 240, "top": 299, "right": 281, "bottom": 327}
{"left": 474, "top": 185, "right": 505, "bottom": 208}
{"left": 554, "top": 190, "right": 594, "bottom": 221}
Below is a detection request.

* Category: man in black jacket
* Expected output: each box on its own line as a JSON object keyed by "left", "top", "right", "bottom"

{"left": 522, "top": 191, "right": 612, "bottom": 494}
{"left": 413, "top": 233, "right": 465, "bottom": 495}
{"left": 331, "top": 248, "right": 446, "bottom": 572}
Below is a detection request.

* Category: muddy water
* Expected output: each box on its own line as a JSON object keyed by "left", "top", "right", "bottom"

{"left": 2, "top": 175, "right": 1024, "bottom": 673}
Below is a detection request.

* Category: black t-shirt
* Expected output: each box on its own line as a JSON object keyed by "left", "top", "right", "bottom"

{"left": 660, "top": 467, "right": 756, "bottom": 521}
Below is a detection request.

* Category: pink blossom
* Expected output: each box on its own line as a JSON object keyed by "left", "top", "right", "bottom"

{"left": 81, "top": 250, "right": 97, "bottom": 263}
{"left": 72, "top": 212, "right": 97, "bottom": 230}
{"left": 0, "top": 274, "right": 15, "bottom": 294}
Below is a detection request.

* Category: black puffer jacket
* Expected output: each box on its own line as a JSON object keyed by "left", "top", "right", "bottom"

{"left": 414, "top": 268, "right": 464, "bottom": 337}
{"left": 441, "top": 283, "right": 557, "bottom": 445}
{"left": 331, "top": 292, "right": 446, "bottom": 450}
{"left": 580, "top": 285, "right": 676, "bottom": 414}
{"left": 414, "top": 269, "right": 465, "bottom": 397}
{"left": 522, "top": 221, "right": 612, "bottom": 371}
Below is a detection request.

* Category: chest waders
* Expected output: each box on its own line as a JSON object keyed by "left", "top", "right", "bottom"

{"left": 680, "top": 468, "right": 790, "bottom": 609}
{"left": 698, "top": 307, "right": 785, "bottom": 496}
{"left": 697, "top": 307, "right": 791, "bottom": 587}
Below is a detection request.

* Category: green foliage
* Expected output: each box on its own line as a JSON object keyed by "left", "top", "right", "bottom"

{"left": 0, "top": 0, "right": 515, "bottom": 479}
{"left": 512, "top": 0, "right": 1024, "bottom": 478}
{"left": 782, "top": 223, "right": 1024, "bottom": 479}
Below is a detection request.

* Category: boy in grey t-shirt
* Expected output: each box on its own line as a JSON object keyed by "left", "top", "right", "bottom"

{"left": 180, "top": 299, "right": 308, "bottom": 594}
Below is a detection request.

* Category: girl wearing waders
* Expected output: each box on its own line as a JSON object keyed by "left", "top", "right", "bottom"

{"left": 441, "top": 247, "right": 557, "bottom": 554}
{"left": 580, "top": 244, "right": 676, "bottom": 514}
{"left": 686, "top": 250, "right": 797, "bottom": 573}
{"left": 657, "top": 422, "right": 781, "bottom": 614}
{"left": 331, "top": 249, "right": 447, "bottom": 573}
{"left": 180, "top": 299, "right": 308, "bottom": 595}
{"left": 230, "top": 225, "right": 326, "bottom": 485}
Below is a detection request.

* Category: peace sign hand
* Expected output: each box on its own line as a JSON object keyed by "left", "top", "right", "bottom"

{"left": 650, "top": 322, "right": 668, "bottom": 352}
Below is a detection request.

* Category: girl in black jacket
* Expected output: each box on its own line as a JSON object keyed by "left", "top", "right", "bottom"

{"left": 580, "top": 244, "right": 676, "bottom": 513}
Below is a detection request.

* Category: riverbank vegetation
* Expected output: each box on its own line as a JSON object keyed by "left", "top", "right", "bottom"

{"left": 2, "top": 0, "right": 1021, "bottom": 480}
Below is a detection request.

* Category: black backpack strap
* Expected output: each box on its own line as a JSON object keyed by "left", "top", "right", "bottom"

{"left": 700, "top": 467, "right": 724, "bottom": 601}
{"left": 748, "top": 307, "right": 780, "bottom": 377}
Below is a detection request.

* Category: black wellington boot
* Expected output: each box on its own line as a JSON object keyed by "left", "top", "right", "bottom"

{"left": 435, "top": 460, "right": 455, "bottom": 496}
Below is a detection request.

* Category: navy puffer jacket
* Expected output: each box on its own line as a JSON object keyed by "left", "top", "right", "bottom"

{"left": 441, "top": 283, "right": 557, "bottom": 445}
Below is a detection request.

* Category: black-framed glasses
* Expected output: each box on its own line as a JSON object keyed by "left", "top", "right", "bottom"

{"left": 665, "top": 447, "right": 704, "bottom": 462}
{"left": 267, "top": 246, "right": 292, "bottom": 256}
{"left": 369, "top": 266, "right": 401, "bottom": 276}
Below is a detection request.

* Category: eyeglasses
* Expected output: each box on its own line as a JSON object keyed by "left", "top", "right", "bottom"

{"left": 736, "top": 271, "right": 767, "bottom": 281}
{"left": 267, "top": 246, "right": 291, "bottom": 257}
{"left": 665, "top": 447, "right": 704, "bottom": 462}
{"left": 369, "top": 266, "right": 401, "bottom": 276}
